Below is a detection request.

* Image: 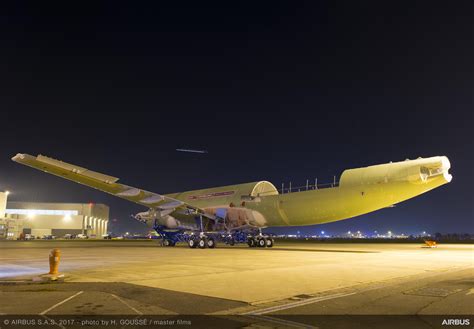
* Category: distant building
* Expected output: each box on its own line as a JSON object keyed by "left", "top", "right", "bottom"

{"left": 0, "top": 192, "right": 109, "bottom": 239}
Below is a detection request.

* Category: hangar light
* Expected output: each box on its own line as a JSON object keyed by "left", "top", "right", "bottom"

{"left": 5, "top": 190, "right": 10, "bottom": 195}
{"left": 64, "top": 214, "right": 72, "bottom": 222}
{"left": 5, "top": 209, "right": 79, "bottom": 216}
{"left": 27, "top": 210, "right": 35, "bottom": 219}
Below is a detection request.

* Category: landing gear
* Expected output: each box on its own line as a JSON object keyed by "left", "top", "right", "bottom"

{"left": 247, "top": 237, "right": 257, "bottom": 247}
{"left": 198, "top": 237, "right": 207, "bottom": 249}
{"left": 247, "top": 231, "right": 273, "bottom": 248}
{"left": 207, "top": 237, "right": 216, "bottom": 248}
{"left": 188, "top": 238, "right": 197, "bottom": 248}
{"left": 163, "top": 239, "right": 176, "bottom": 247}
{"left": 266, "top": 237, "right": 274, "bottom": 248}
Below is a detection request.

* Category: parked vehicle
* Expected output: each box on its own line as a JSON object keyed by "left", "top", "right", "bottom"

{"left": 24, "top": 234, "right": 35, "bottom": 240}
{"left": 75, "top": 234, "right": 88, "bottom": 239}
{"left": 102, "top": 234, "right": 112, "bottom": 239}
{"left": 42, "top": 235, "right": 56, "bottom": 240}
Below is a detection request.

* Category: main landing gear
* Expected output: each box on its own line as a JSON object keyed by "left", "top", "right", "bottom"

{"left": 154, "top": 221, "right": 275, "bottom": 249}
{"left": 247, "top": 228, "right": 273, "bottom": 248}
{"left": 247, "top": 235, "right": 274, "bottom": 248}
{"left": 186, "top": 215, "right": 218, "bottom": 249}
{"left": 162, "top": 239, "right": 176, "bottom": 247}
{"left": 187, "top": 235, "right": 216, "bottom": 249}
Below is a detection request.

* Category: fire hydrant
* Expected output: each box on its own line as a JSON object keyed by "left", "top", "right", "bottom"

{"left": 49, "top": 249, "right": 61, "bottom": 275}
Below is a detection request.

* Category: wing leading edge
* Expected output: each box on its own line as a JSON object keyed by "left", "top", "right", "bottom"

{"left": 11, "top": 153, "right": 208, "bottom": 217}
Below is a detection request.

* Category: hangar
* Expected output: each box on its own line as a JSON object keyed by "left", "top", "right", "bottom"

{"left": 0, "top": 191, "right": 109, "bottom": 239}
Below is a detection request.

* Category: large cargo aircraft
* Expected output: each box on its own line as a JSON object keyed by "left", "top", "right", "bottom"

{"left": 12, "top": 153, "right": 452, "bottom": 248}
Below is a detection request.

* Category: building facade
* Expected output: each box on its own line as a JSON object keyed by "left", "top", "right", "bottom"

{"left": 2, "top": 198, "right": 109, "bottom": 239}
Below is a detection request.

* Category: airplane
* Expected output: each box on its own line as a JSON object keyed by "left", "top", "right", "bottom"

{"left": 12, "top": 153, "right": 452, "bottom": 248}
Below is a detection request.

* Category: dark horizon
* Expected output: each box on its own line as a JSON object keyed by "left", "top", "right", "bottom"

{"left": 1, "top": 2, "right": 473, "bottom": 235}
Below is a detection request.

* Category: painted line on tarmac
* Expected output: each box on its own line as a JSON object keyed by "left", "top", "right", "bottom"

{"left": 243, "top": 292, "right": 356, "bottom": 315}
{"left": 244, "top": 314, "right": 317, "bottom": 328}
{"left": 110, "top": 293, "right": 143, "bottom": 315}
{"left": 39, "top": 291, "right": 84, "bottom": 315}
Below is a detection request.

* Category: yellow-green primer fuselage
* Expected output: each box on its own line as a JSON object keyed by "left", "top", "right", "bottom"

{"left": 168, "top": 156, "right": 452, "bottom": 229}
{"left": 12, "top": 153, "right": 451, "bottom": 231}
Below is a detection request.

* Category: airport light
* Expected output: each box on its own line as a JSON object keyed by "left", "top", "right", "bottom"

{"left": 5, "top": 190, "right": 10, "bottom": 196}
{"left": 27, "top": 210, "right": 35, "bottom": 219}
{"left": 63, "top": 214, "right": 72, "bottom": 222}
{"left": 321, "top": 231, "right": 325, "bottom": 235}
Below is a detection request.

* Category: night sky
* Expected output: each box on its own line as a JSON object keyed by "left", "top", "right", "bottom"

{"left": 1, "top": 2, "right": 472, "bottom": 235}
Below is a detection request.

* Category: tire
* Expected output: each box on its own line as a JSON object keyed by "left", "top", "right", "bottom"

{"left": 198, "top": 238, "right": 207, "bottom": 249}
{"left": 188, "top": 238, "right": 197, "bottom": 248}
{"left": 266, "top": 238, "right": 274, "bottom": 248}
{"left": 207, "top": 238, "right": 216, "bottom": 248}
{"left": 164, "top": 239, "right": 176, "bottom": 247}
{"left": 257, "top": 237, "right": 266, "bottom": 247}
{"left": 247, "top": 237, "right": 256, "bottom": 248}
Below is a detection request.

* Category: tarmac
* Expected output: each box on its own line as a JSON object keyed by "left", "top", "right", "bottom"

{"left": 0, "top": 240, "right": 472, "bottom": 328}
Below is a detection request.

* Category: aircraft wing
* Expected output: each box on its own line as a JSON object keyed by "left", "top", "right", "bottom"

{"left": 11, "top": 153, "right": 212, "bottom": 218}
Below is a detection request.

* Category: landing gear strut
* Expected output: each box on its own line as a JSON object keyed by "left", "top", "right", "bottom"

{"left": 186, "top": 216, "right": 218, "bottom": 249}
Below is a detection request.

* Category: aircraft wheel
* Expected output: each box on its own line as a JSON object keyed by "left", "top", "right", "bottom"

{"left": 198, "top": 238, "right": 207, "bottom": 249}
{"left": 257, "top": 237, "right": 266, "bottom": 248}
{"left": 207, "top": 237, "right": 216, "bottom": 248}
{"left": 266, "top": 238, "right": 274, "bottom": 248}
{"left": 247, "top": 237, "right": 256, "bottom": 248}
{"left": 163, "top": 239, "right": 174, "bottom": 247}
{"left": 188, "top": 238, "right": 197, "bottom": 248}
